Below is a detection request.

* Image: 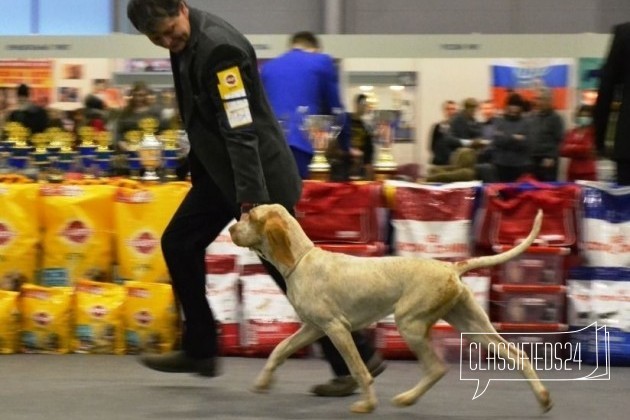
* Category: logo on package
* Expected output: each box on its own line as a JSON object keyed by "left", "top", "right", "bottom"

{"left": 62, "top": 220, "right": 92, "bottom": 244}
{"left": 0, "top": 222, "right": 15, "bottom": 246}
{"left": 128, "top": 231, "right": 159, "bottom": 255}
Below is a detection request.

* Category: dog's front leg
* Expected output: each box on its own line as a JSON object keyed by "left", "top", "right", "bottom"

{"left": 325, "top": 324, "right": 378, "bottom": 414}
{"left": 252, "top": 324, "right": 323, "bottom": 393}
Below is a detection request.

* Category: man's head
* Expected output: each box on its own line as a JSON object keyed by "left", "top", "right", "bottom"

{"left": 290, "top": 31, "right": 320, "bottom": 52}
{"left": 480, "top": 100, "right": 496, "bottom": 121}
{"left": 442, "top": 100, "right": 458, "bottom": 119}
{"left": 354, "top": 94, "right": 370, "bottom": 116}
{"left": 16, "top": 83, "right": 29, "bottom": 99}
{"left": 462, "top": 97, "right": 479, "bottom": 118}
{"left": 127, "top": 0, "right": 191, "bottom": 53}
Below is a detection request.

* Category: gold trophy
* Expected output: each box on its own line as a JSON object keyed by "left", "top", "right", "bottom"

{"left": 137, "top": 117, "right": 163, "bottom": 182}
{"left": 124, "top": 130, "right": 142, "bottom": 179}
{"left": 160, "top": 129, "right": 180, "bottom": 181}
{"left": 300, "top": 107, "right": 344, "bottom": 181}
{"left": 373, "top": 118, "right": 398, "bottom": 181}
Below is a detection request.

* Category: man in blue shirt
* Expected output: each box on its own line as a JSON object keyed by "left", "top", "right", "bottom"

{"left": 260, "top": 31, "right": 344, "bottom": 179}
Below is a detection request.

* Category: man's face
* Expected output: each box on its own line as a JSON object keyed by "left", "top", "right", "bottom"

{"left": 146, "top": 2, "right": 191, "bottom": 53}
{"left": 444, "top": 103, "right": 458, "bottom": 119}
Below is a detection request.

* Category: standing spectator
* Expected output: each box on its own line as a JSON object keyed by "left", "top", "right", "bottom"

{"left": 347, "top": 93, "right": 375, "bottom": 180}
{"left": 114, "top": 81, "right": 162, "bottom": 152}
{"left": 594, "top": 22, "right": 630, "bottom": 185}
{"left": 529, "top": 88, "right": 565, "bottom": 181}
{"left": 260, "top": 31, "right": 344, "bottom": 179}
{"left": 559, "top": 104, "right": 597, "bottom": 182}
{"left": 7, "top": 83, "right": 49, "bottom": 136}
{"left": 126, "top": 0, "right": 385, "bottom": 399}
{"left": 429, "top": 100, "right": 458, "bottom": 165}
{"left": 479, "top": 99, "right": 498, "bottom": 140}
{"left": 492, "top": 93, "right": 532, "bottom": 182}
{"left": 448, "top": 97, "right": 482, "bottom": 145}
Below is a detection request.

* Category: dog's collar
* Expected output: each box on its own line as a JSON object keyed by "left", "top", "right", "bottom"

{"left": 284, "top": 247, "right": 314, "bottom": 278}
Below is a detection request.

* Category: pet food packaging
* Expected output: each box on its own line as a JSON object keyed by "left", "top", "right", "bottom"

{"left": 19, "top": 284, "right": 74, "bottom": 354}
{"left": 578, "top": 181, "right": 630, "bottom": 267}
{"left": 205, "top": 254, "right": 240, "bottom": 355}
{"left": 73, "top": 279, "right": 126, "bottom": 354}
{"left": 114, "top": 182, "right": 190, "bottom": 283}
{"left": 0, "top": 290, "right": 19, "bottom": 354}
{"left": 0, "top": 183, "right": 41, "bottom": 288}
{"left": 123, "top": 281, "right": 177, "bottom": 354}
{"left": 39, "top": 184, "right": 116, "bottom": 285}
{"left": 239, "top": 264, "right": 304, "bottom": 357}
{"left": 388, "top": 180, "right": 480, "bottom": 259}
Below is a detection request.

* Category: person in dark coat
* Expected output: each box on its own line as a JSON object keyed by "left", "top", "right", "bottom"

{"left": 7, "top": 83, "right": 49, "bottom": 137}
{"left": 126, "top": 0, "right": 384, "bottom": 397}
{"left": 594, "top": 22, "right": 630, "bottom": 185}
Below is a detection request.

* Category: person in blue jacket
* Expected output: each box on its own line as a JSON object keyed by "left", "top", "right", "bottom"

{"left": 260, "top": 31, "right": 344, "bottom": 179}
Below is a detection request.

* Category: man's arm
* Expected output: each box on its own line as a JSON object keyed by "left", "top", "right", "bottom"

{"left": 202, "top": 45, "right": 270, "bottom": 205}
{"left": 594, "top": 24, "right": 624, "bottom": 154}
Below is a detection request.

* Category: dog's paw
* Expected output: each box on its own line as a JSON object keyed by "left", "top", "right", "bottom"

{"left": 250, "top": 376, "right": 274, "bottom": 393}
{"left": 539, "top": 390, "right": 553, "bottom": 413}
{"left": 350, "top": 399, "right": 376, "bottom": 414}
{"left": 391, "top": 390, "right": 418, "bottom": 407}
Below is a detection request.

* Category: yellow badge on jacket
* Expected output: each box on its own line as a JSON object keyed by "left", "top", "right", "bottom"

{"left": 217, "top": 66, "right": 253, "bottom": 128}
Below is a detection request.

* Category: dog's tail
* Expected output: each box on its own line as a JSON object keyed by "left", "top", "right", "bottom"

{"left": 453, "top": 209, "right": 543, "bottom": 276}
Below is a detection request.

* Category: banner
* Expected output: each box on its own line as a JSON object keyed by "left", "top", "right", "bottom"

{"left": 0, "top": 60, "right": 53, "bottom": 107}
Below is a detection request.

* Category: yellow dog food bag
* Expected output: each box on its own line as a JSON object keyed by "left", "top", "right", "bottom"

{"left": 0, "top": 183, "right": 41, "bottom": 290}
{"left": 114, "top": 182, "right": 190, "bottom": 283}
{"left": 73, "top": 279, "right": 126, "bottom": 355}
{"left": 0, "top": 290, "right": 20, "bottom": 354}
{"left": 40, "top": 184, "right": 116, "bottom": 286}
{"left": 20, "top": 284, "right": 74, "bottom": 354}
{"left": 124, "top": 281, "right": 177, "bottom": 354}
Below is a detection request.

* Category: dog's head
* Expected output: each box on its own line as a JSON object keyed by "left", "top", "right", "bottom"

{"left": 229, "top": 204, "right": 296, "bottom": 268}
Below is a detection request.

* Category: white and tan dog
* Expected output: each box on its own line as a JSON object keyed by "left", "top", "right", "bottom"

{"left": 229, "top": 204, "right": 552, "bottom": 414}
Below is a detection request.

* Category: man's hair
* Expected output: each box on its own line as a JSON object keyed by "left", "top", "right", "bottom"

{"left": 290, "top": 31, "right": 320, "bottom": 50}
{"left": 16, "top": 83, "right": 29, "bottom": 98}
{"left": 355, "top": 94, "right": 368, "bottom": 106}
{"left": 127, "top": 0, "right": 183, "bottom": 34}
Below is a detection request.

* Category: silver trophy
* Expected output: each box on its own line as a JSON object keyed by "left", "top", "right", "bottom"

{"left": 137, "top": 118, "right": 163, "bottom": 182}
{"left": 299, "top": 107, "right": 344, "bottom": 176}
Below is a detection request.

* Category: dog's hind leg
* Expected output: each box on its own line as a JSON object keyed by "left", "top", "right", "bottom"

{"left": 324, "top": 322, "right": 378, "bottom": 413}
{"left": 442, "top": 289, "right": 553, "bottom": 413}
{"left": 391, "top": 316, "right": 447, "bottom": 407}
{"left": 252, "top": 324, "right": 323, "bottom": 393}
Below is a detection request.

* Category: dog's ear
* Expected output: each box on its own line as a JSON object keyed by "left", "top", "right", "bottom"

{"left": 263, "top": 214, "right": 294, "bottom": 267}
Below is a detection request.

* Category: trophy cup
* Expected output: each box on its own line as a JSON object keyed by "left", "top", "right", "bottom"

{"left": 94, "top": 131, "right": 113, "bottom": 177}
{"left": 159, "top": 129, "right": 180, "bottom": 181}
{"left": 137, "top": 117, "right": 163, "bottom": 182}
{"left": 299, "top": 107, "right": 344, "bottom": 181}
{"left": 373, "top": 116, "right": 398, "bottom": 181}
{"left": 30, "top": 133, "right": 51, "bottom": 181}
{"left": 8, "top": 124, "right": 33, "bottom": 173}
{"left": 77, "top": 126, "right": 98, "bottom": 156}
{"left": 0, "top": 122, "right": 20, "bottom": 173}
{"left": 55, "top": 131, "right": 78, "bottom": 177}
{"left": 124, "top": 130, "right": 142, "bottom": 180}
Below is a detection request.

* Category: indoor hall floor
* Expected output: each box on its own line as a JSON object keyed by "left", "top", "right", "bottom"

{"left": 0, "top": 354, "right": 628, "bottom": 420}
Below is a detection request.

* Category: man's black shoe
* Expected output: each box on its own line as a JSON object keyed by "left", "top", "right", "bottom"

{"left": 139, "top": 351, "right": 220, "bottom": 377}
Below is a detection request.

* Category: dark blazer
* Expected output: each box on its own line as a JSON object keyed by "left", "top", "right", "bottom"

{"left": 594, "top": 22, "right": 630, "bottom": 160}
{"left": 170, "top": 7, "right": 301, "bottom": 208}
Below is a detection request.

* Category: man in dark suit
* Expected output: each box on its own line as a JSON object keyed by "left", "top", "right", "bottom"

{"left": 594, "top": 22, "right": 630, "bottom": 185}
{"left": 127, "top": 0, "right": 384, "bottom": 397}
{"left": 260, "top": 31, "right": 344, "bottom": 179}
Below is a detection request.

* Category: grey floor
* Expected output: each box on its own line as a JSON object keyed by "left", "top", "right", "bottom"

{"left": 0, "top": 354, "right": 628, "bottom": 420}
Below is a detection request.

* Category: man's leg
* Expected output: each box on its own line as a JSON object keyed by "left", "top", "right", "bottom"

{"left": 141, "top": 174, "right": 235, "bottom": 375}
{"left": 616, "top": 159, "right": 630, "bottom": 185}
